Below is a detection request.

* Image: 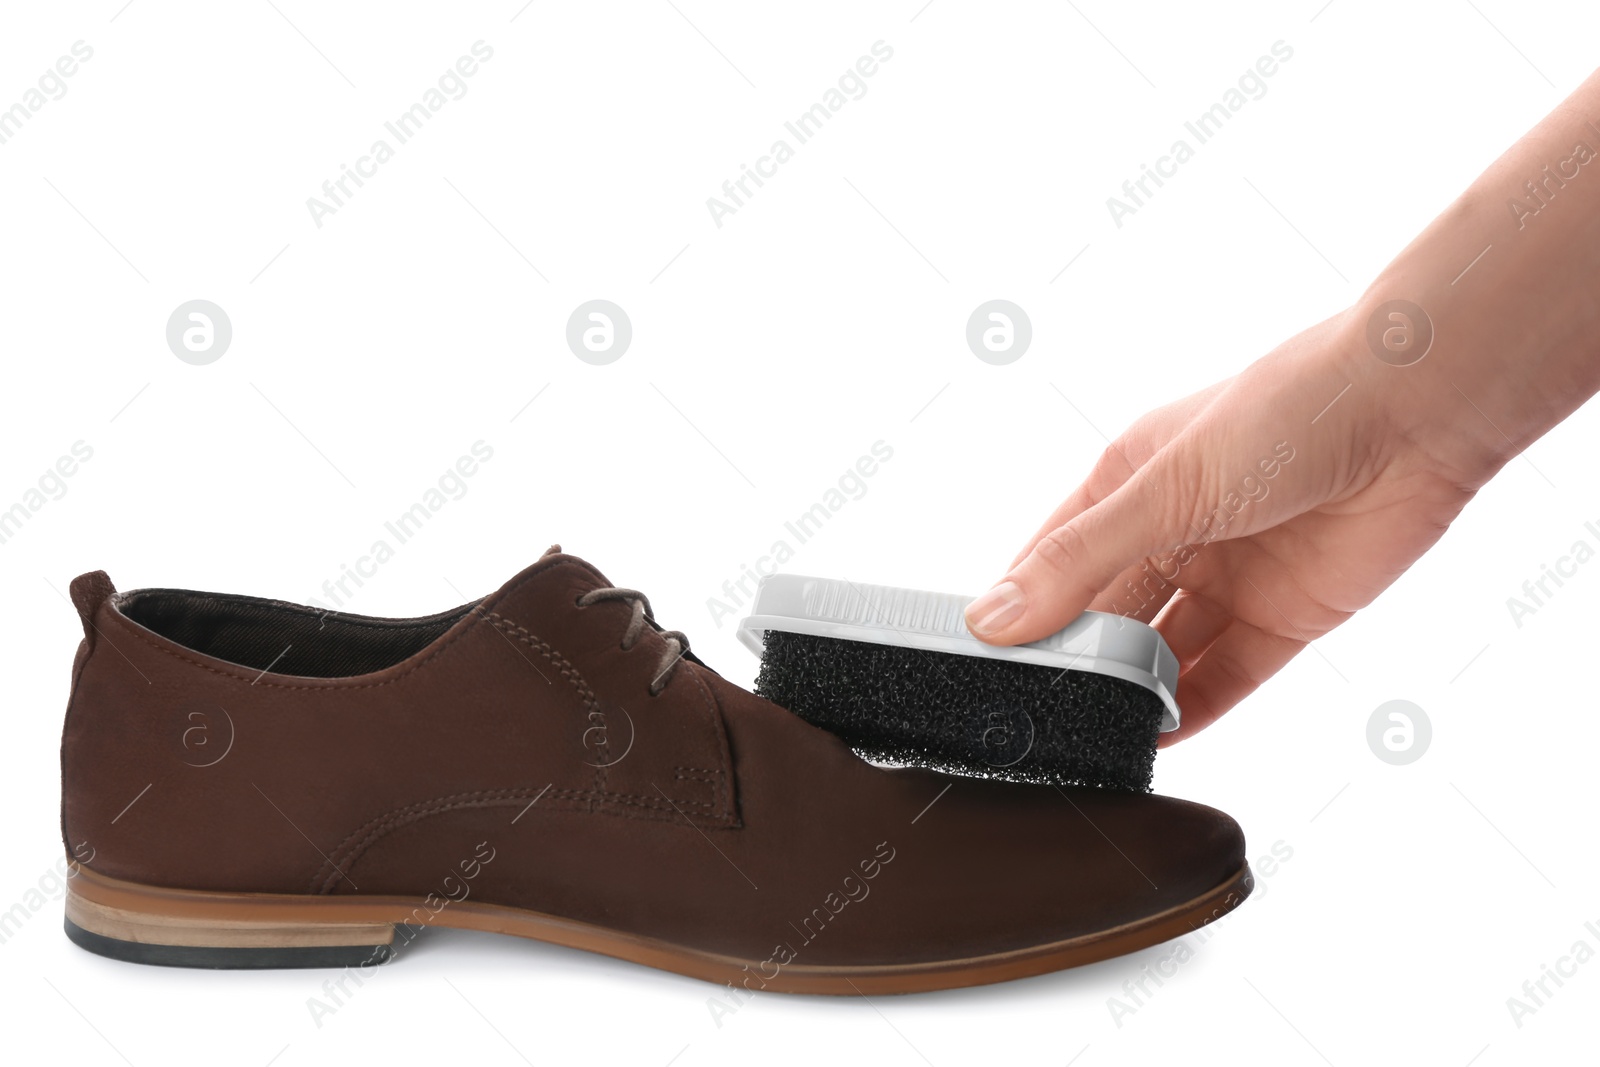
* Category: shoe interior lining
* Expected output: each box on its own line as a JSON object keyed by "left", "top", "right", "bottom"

{"left": 117, "top": 589, "right": 474, "bottom": 678}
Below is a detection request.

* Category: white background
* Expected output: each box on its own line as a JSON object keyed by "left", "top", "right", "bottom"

{"left": 3, "top": 1, "right": 1598, "bottom": 1063}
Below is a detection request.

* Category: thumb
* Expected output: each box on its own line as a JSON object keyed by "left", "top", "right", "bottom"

{"left": 965, "top": 448, "right": 1203, "bottom": 645}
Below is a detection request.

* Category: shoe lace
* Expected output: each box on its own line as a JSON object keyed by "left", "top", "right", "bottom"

{"left": 575, "top": 587, "right": 690, "bottom": 696}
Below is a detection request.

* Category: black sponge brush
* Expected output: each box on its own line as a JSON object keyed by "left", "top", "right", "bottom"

{"left": 739, "top": 576, "right": 1179, "bottom": 792}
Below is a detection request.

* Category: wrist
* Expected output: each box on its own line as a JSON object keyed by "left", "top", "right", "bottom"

{"left": 1349, "top": 238, "right": 1600, "bottom": 490}
{"left": 1340, "top": 266, "right": 1503, "bottom": 489}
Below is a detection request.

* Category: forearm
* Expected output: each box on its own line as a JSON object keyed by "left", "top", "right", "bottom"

{"left": 1348, "top": 66, "right": 1600, "bottom": 486}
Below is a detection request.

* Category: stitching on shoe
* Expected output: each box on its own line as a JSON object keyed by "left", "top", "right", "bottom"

{"left": 481, "top": 609, "right": 609, "bottom": 804}
{"left": 669, "top": 767, "right": 722, "bottom": 811}
{"left": 696, "top": 674, "right": 739, "bottom": 826}
{"left": 311, "top": 786, "right": 719, "bottom": 893}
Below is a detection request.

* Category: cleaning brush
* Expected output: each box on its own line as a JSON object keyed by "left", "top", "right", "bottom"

{"left": 738, "top": 575, "right": 1179, "bottom": 792}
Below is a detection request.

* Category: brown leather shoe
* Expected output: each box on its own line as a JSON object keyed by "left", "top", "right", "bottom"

{"left": 59, "top": 548, "right": 1250, "bottom": 994}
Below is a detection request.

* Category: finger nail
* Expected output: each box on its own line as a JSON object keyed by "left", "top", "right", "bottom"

{"left": 966, "top": 581, "right": 1025, "bottom": 637}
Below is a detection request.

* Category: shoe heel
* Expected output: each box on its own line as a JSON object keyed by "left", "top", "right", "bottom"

{"left": 65, "top": 868, "right": 398, "bottom": 970}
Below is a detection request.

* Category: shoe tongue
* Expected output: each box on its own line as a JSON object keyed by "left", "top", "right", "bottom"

{"left": 484, "top": 548, "right": 617, "bottom": 630}
{"left": 530, "top": 546, "right": 616, "bottom": 594}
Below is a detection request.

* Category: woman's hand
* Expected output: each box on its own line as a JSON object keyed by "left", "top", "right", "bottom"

{"left": 964, "top": 310, "right": 1479, "bottom": 744}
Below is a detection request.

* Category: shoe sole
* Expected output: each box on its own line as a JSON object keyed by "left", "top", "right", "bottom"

{"left": 65, "top": 861, "right": 1253, "bottom": 994}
